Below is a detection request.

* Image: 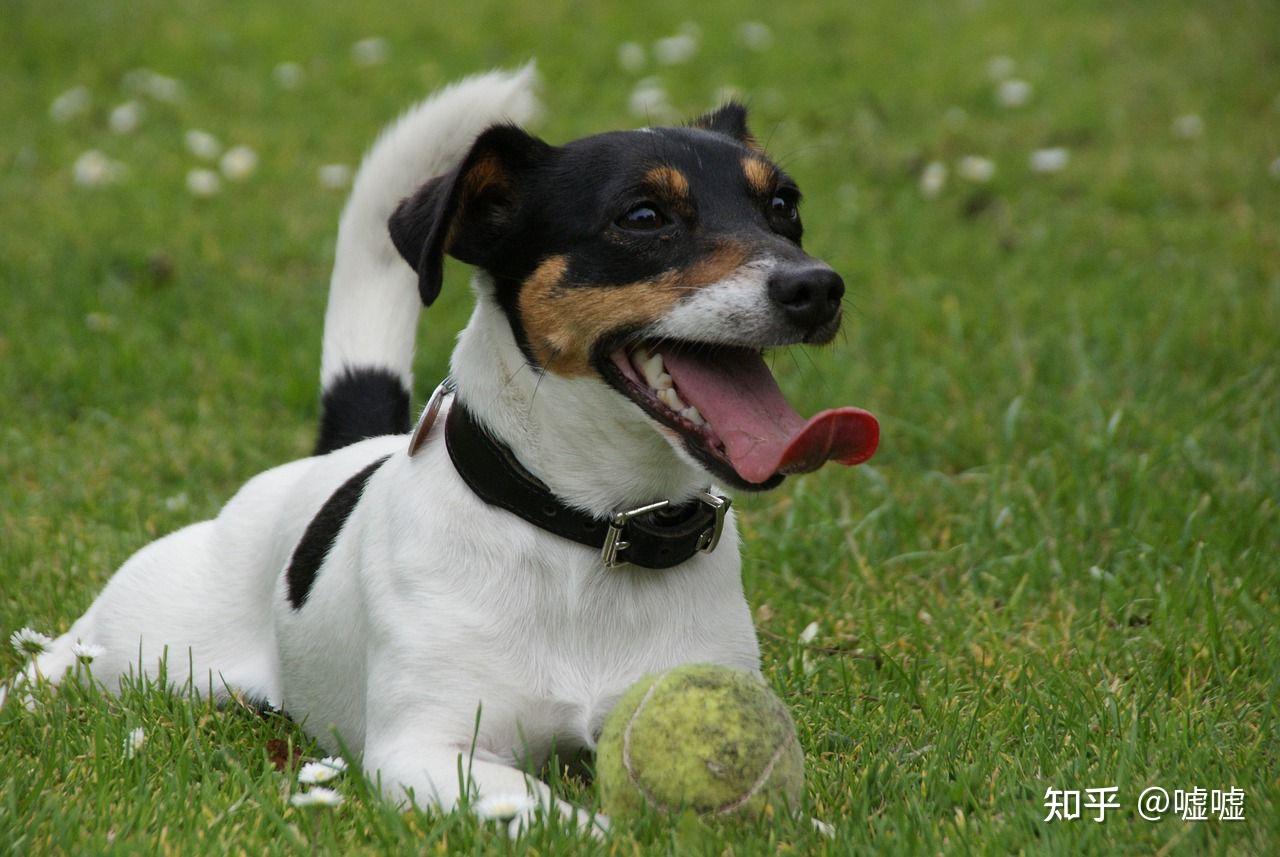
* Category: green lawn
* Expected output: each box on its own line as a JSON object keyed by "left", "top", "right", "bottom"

{"left": 2, "top": 0, "right": 1277, "bottom": 853}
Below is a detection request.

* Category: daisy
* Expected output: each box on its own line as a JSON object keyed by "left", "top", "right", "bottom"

{"left": 124, "top": 727, "right": 146, "bottom": 758}
{"left": 10, "top": 627, "right": 53, "bottom": 656}
{"left": 798, "top": 621, "right": 820, "bottom": 644}
{"left": 957, "top": 155, "right": 995, "bottom": 183}
{"left": 628, "top": 78, "right": 674, "bottom": 121}
{"left": 219, "top": 145, "right": 258, "bottom": 181}
{"left": 186, "top": 169, "right": 221, "bottom": 198}
{"left": 1172, "top": 113, "right": 1204, "bottom": 139}
{"left": 996, "top": 79, "right": 1032, "bottom": 108}
{"left": 50, "top": 86, "right": 91, "bottom": 123}
{"left": 73, "top": 150, "right": 126, "bottom": 188}
{"left": 273, "top": 62, "right": 304, "bottom": 90}
{"left": 1029, "top": 147, "right": 1070, "bottom": 173}
{"left": 71, "top": 641, "right": 104, "bottom": 663}
{"left": 298, "top": 757, "right": 347, "bottom": 785}
{"left": 653, "top": 26, "right": 699, "bottom": 66}
{"left": 736, "top": 22, "right": 774, "bottom": 52}
{"left": 616, "top": 42, "right": 646, "bottom": 73}
{"left": 108, "top": 101, "right": 142, "bottom": 135}
{"left": 352, "top": 37, "right": 389, "bottom": 67}
{"left": 185, "top": 129, "right": 221, "bottom": 161}
{"left": 143, "top": 72, "right": 184, "bottom": 103}
{"left": 474, "top": 792, "right": 537, "bottom": 820}
{"left": 318, "top": 164, "right": 352, "bottom": 189}
{"left": 290, "top": 787, "right": 344, "bottom": 808}
{"left": 919, "top": 161, "right": 947, "bottom": 198}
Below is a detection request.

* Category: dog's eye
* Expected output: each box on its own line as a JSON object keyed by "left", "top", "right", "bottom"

{"left": 769, "top": 193, "right": 799, "bottom": 222}
{"left": 616, "top": 204, "right": 667, "bottom": 231}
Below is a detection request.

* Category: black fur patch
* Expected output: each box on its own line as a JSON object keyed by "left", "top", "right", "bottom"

{"left": 286, "top": 455, "right": 390, "bottom": 609}
{"left": 315, "top": 368, "right": 411, "bottom": 455}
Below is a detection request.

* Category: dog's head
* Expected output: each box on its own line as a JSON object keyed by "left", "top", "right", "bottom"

{"left": 389, "top": 103, "right": 877, "bottom": 491}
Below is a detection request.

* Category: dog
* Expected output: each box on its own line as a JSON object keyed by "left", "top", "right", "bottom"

{"left": 4, "top": 65, "right": 878, "bottom": 833}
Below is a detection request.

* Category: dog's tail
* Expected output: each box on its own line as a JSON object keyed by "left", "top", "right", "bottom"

{"left": 314, "top": 64, "right": 541, "bottom": 455}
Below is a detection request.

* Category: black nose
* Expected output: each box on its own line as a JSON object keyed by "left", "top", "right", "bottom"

{"left": 767, "top": 265, "right": 845, "bottom": 331}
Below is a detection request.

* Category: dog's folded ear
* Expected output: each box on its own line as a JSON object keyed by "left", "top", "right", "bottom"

{"left": 389, "top": 124, "right": 552, "bottom": 306}
{"left": 689, "top": 102, "right": 757, "bottom": 148}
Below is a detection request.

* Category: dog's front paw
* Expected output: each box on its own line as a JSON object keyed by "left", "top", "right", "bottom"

{"left": 474, "top": 793, "right": 606, "bottom": 840}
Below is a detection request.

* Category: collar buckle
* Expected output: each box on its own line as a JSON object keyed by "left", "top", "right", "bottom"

{"left": 408, "top": 376, "right": 456, "bottom": 457}
{"left": 601, "top": 491, "right": 731, "bottom": 569}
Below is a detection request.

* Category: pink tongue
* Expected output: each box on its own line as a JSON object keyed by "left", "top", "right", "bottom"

{"left": 660, "top": 348, "right": 879, "bottom": 484}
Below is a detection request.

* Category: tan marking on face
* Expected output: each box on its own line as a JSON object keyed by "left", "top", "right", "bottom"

{"left": 643, "top": 165, "right": 695, "bottom": 219}
{"left": 518, "top": 244, "right": 751, "bottom": 376}
{"left": 443, "top": 154, "right": 507, "bottom": 254}
{"left": 742, "top": 157, "right": 775, "bottom": 195}
{"left": 644, "top": 165, "right": 689, "bottom": 199}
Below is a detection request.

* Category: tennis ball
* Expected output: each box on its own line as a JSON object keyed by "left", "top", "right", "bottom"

{"left": 597, "top": 663, "right": 805, "bottom": 819}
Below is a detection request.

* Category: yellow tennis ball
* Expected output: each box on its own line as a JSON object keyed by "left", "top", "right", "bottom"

{"left": 597, "top": 664, "right": 805, "bottom": 819}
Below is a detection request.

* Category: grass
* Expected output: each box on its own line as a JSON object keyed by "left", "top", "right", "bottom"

{"left": 1, "top": 0, "right": 1277, "bottom": 852}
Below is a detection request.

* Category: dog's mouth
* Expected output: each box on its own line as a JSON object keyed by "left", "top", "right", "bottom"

{"left": 600, "top": 340, "right": 879, "bottom": 490}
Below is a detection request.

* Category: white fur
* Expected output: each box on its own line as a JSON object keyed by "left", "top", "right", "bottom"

{"left": 648, "top": 257, "right": 786, "bottom": 347}
{"left": 321, "top": 63, "right": 541, "bottom": 390}
{"left": 6, "top": 68, "right": 761, "bottom": 835}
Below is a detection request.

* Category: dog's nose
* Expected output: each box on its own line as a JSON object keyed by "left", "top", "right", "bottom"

{"left": 767, "top": 265, "right": 845, "bottom": 331}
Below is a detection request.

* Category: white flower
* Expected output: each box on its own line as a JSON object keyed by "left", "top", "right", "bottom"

{"left": 798, "top": 621, "right": 820, "bottom": 644}
{"left": 298, "top": 757, "right": 347, "bottom": 784}
{"left": 164, "top": 492, "right": 189, "bottom": 512}
{"left": 996, "top": 79, "right": 1032, "bottom": 108}
{"left": 185, "top": 129, "right": 221, "bottom": 161}
{"left": 617, "top": 42, "right": 646, "bottom": 73}
{"left": 124, "top": 727, "right": 146, "bottom": 758}
{"left": 986, "top": 55, "right": 1016, "bottom": 81}
{"left": 919, "top": 160, "right": 947, "bottom": 198}
{"left": 1088, "top": 565, "right": 1106, "bottom": 580}
{"left": 1172, "top": 113, "right": 1203, "bottom": 139}
{"left": 943, "top": 106, "right": 968, "bottom": 129}
{"left": 186, "top": 168, "right": 221, "bottom": 197}
{"left": 736, "top": 22, "right": 774, "bottom": 51}
{"left": 219, "top": 145, "right": 258, "bottom": 181}
{"left": 628, "top": 77, "right": 675, "bottom": 121}
{"left": 653, "top": 33, "right": 698, "bottom": 66}
{"left": 290, "top": 787, "right": 344, "bottom": 808}
{"left": 71, "top": 641, "right": 104, "bottom": 663}
{"left": 1270, "top": 157, "right": 1280, "bottom": 179}
{"left": 73, "top": 150, "right": 126, "bottom": 188}
{"left": 957, "top": 155, "right": 995, "bottom": 183}
{"left": 10, "top": 627, "right": 53, "bottom": 656}
{"left": 50, "top": 86, "right": 91, "bottom": 122}
{"left": 318, "top": 164, "right": 352, "bottom": 189}
{"left": 1029, "top": 147, "right": 1070, "bottom": 173}
{"left": 124, "top": 69, "right": 184, "bottom": 103}
{"left": 108, "top": 101, "right": 143, "bottom": 134}
{"left": 352, "top": 37, "right": 389, "bottom": 67}
{"left": 474, "top": 792, "right": 537, "bottom": 820}
{"left": 273, "top": 61, "right": 305, "bottom": 90}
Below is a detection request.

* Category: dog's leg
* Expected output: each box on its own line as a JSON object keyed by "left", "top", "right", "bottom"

{"left": 362, "top": 739, "right": 607, "bottom": 836}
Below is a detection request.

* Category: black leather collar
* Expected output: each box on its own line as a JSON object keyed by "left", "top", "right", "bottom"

{"left": 443, "top": 402, "right": 729, "bottom": 569}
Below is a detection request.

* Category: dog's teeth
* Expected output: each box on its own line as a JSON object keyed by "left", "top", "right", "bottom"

{"left": 639, "top": 352, "right": 666, "bottom": 389}
{"left": 681, "top": 406, "right": 705, "bottom": 426}
{"left": 654, "top": 372, "right": 673, "bottom": 390}
{"left": 658, "top": 387, "right": 687, "bottom": 412}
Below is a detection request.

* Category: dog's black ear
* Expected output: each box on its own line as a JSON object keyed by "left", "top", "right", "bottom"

{"left": 689, "top": 102, "right": 756, "bottom": 147}
{"left": 389, "top": 124, "right": 552, "bottom": 306}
